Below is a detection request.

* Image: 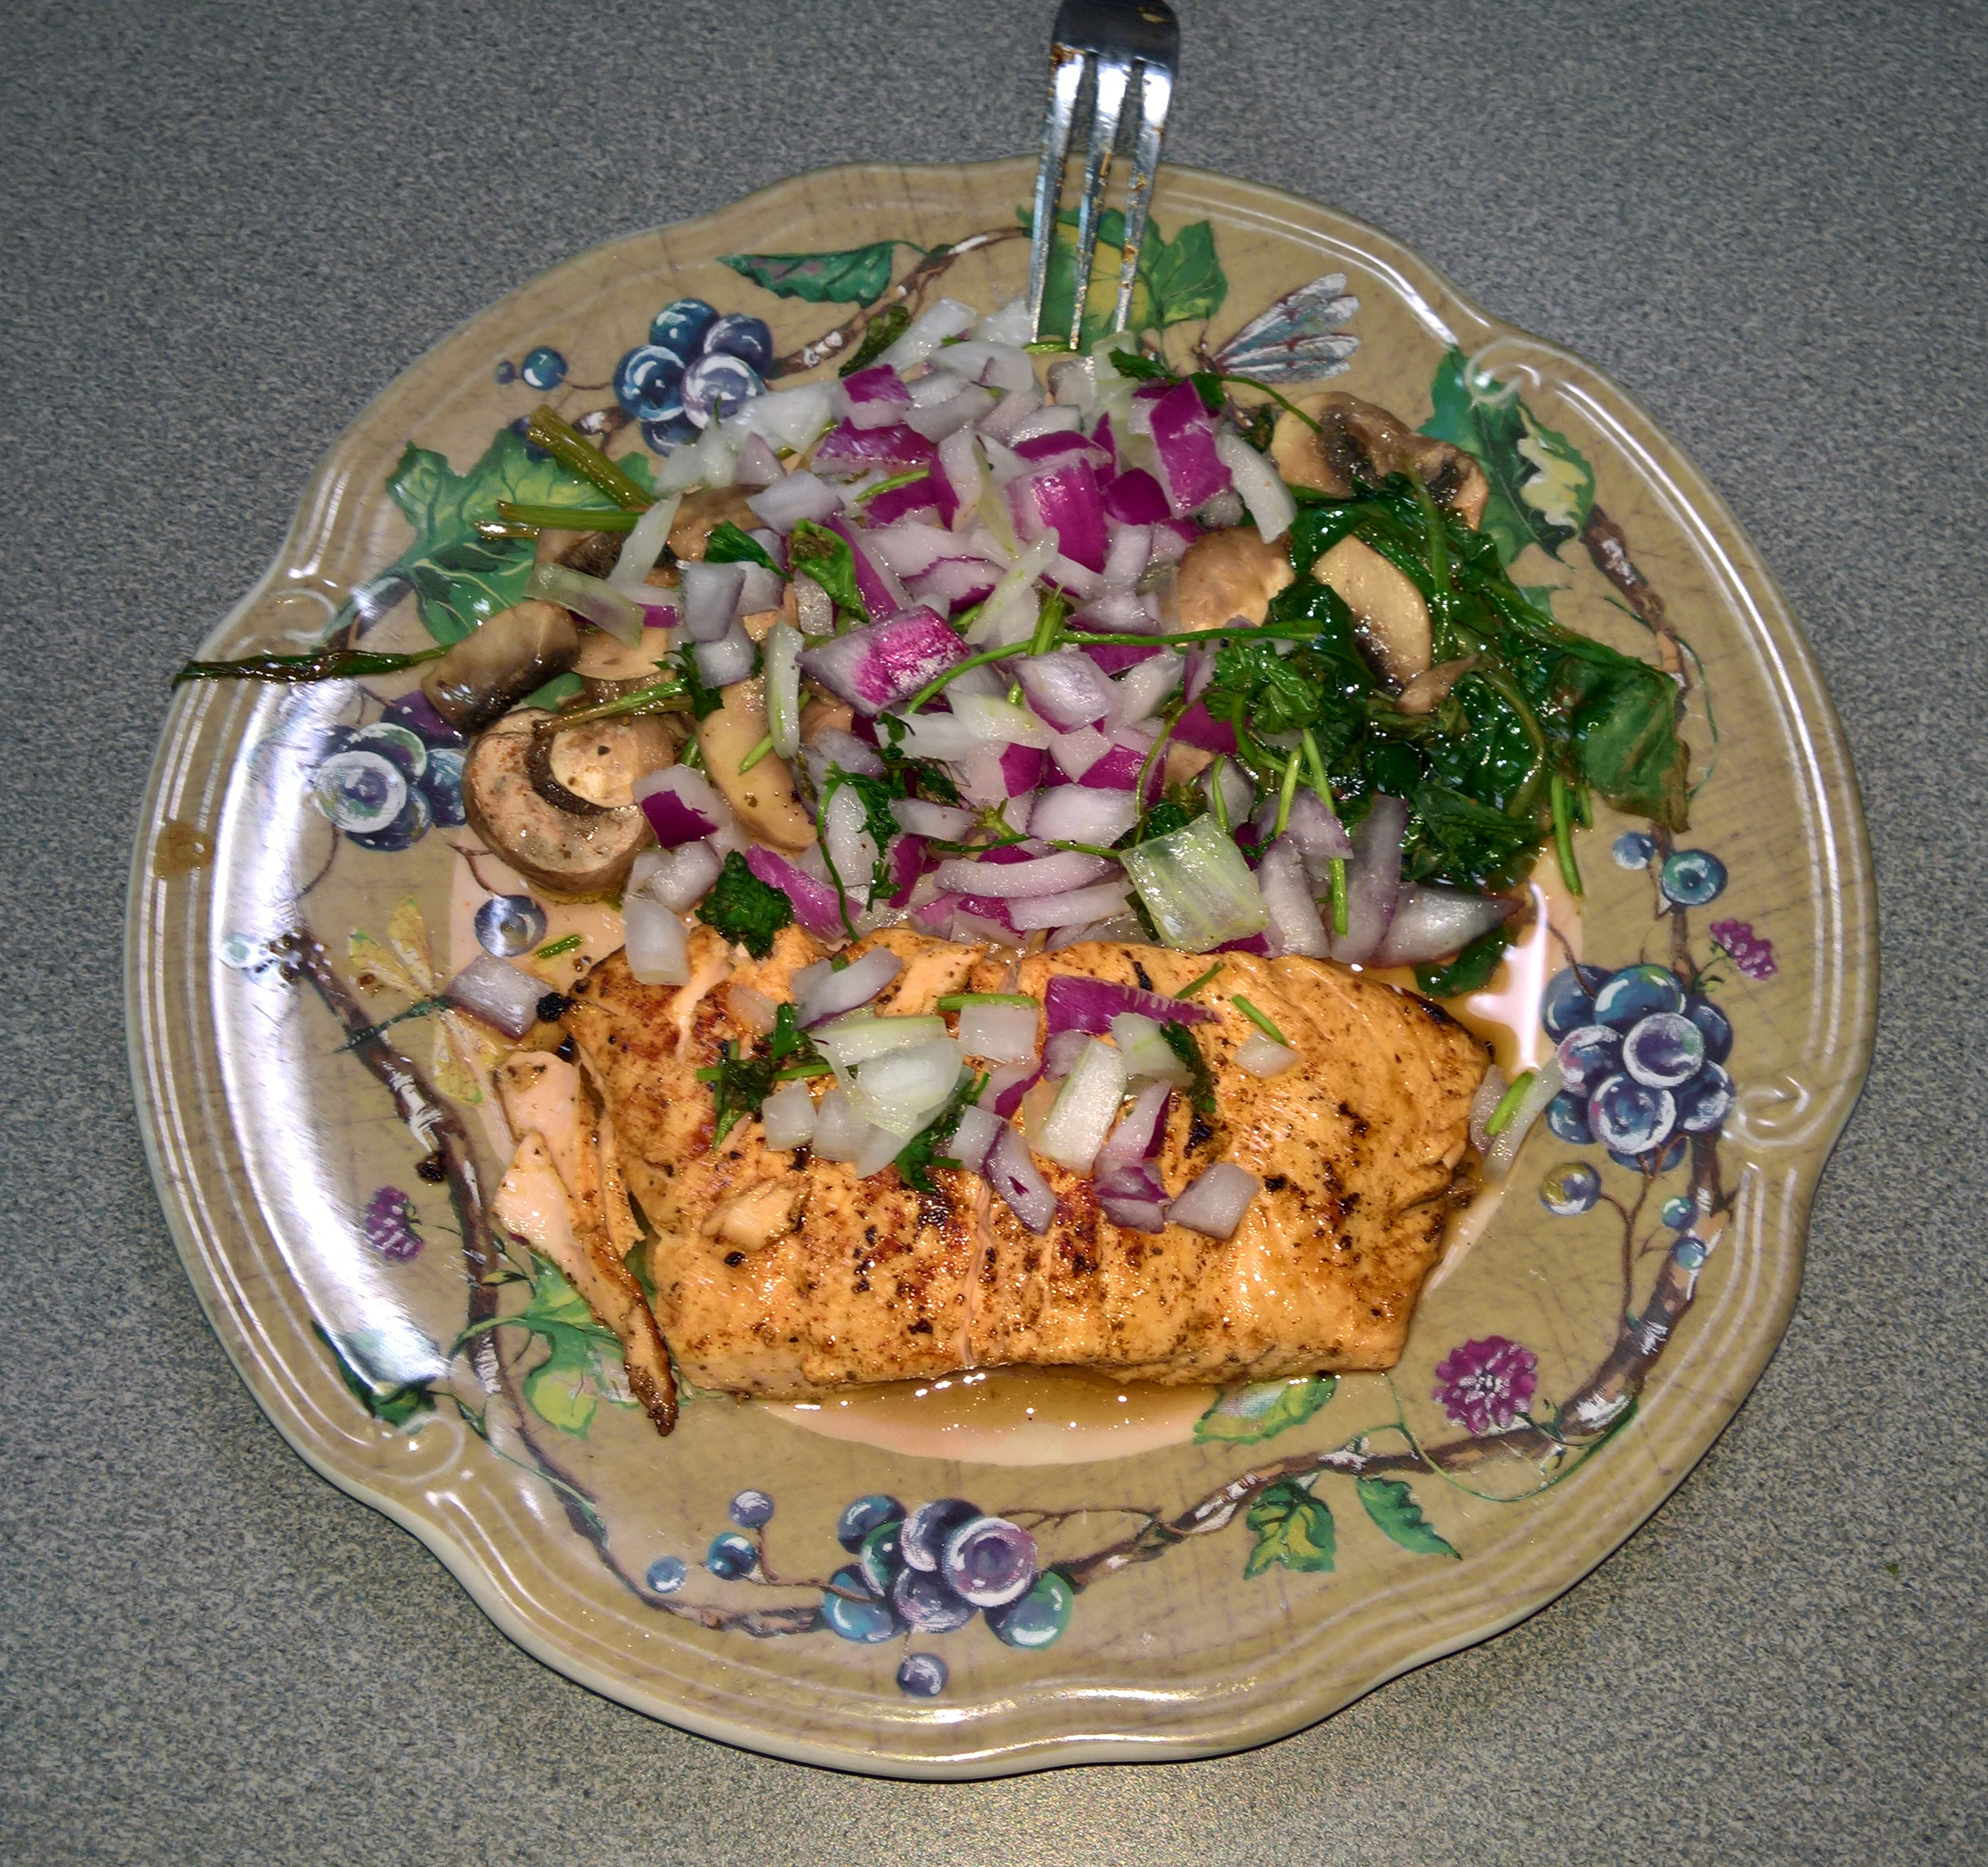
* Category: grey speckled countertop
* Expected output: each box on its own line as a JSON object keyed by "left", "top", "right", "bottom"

{"left": 3, "top": 3, "right": 1983, "bottom": 1860}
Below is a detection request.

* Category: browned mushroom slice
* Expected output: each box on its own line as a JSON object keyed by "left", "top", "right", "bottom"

{"left": 420, "top": 600, "right": 579, "bottom": 735}
{"left": 669, "top": 487, "right": 761, "bottom": 560}
{"left": 462, "top": 708, "right": 653, "bottom": 899}
{"left": 1173, "top": 525, "right": 1297, "bottom": 634}
{"left": 1271, "top": 391, "right": 1489, "bottom": 528}
{"left": 532, "top": 526, "right": 627, "bottom": 581}
{"left": 1314, "top": 535, "right": 1433, "bottom": 686}
{"left": 696, "top": 677, "right": 816, "bottom": 853}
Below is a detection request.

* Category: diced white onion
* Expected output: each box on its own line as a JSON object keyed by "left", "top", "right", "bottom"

{"left": 1168, "top": 1162, "right": 1262, "bottom": 1239}
{"left": 724, "top": 981, "right": 779, "bottom": 1035}
{"left": 747, "top": 469, "right": 843, "bottom": 532}
{"left": 1103, "top": 524, "right": 1153, "bottom": 592}
{"left": 933, "top": 339, "right": 1036, "bottom": 393}
{"left": 622, "top": 895, "right": 691, "bottom": 987}
{"left": 1035, "top": 1037, "right": 1128, "bottom": 1175}
{"left": 852, "top": 1123, "right": 906, "bottom": 1178}
{"left": 810, "top": 1089, "right": 871, "bottom": 1162}
{"left": 947, "top": 691, "right": 1054, "bottom": 748}
{"left": 764, "top": 622, "right": 803, "bottom": 758}
{"left": 957, "top": 1002, "right": 1040, "bottom": 1064}
{"left": 930, "top": 851, "right": 1112, "bottom": 899}
{"left": 628, "top": 838, "right": 723, "bottom": 913}
{"left": 1005, "top": 879, "right": 1132, "bottom": 932}
{"left": 691, "top": 618, "right": 755, "bottom": 688}
{"left": 1236, "top": 1033, "right": 1302, "bottom": 1078}
{"left": 1108, "top": 1012, "right": 1193, "bottom": 1086}
{"left": 878, "top": 297, "right": 978, "bottom": 373}
{"left": 608, "top": 493, "right": 685, "bottom": 595}
{"left": 680, "top": 560, "right": 747, "bottom": 641}
{"left": 1256, "top": 839, "right": 1331, "bottom": 959}
{"left": 760, "top": 1080, "right": 818, "bottom": 1150}
{"left": 524, "top": 564, "right": 647, "bottom": 647}
{"left": 731, "top": 433, "right": 783, "bottom": 487}
{"left": 847, "top": 1039, "right": 965, "bottom": 1138}
{"left": 445, "top": 954, "right": 546, "bottom": 1039}
{"left": 889, "top": 797, "right": 978, "bottom": 840}
{"left": 1213, "top": 429, "right": 1296, "bottom": 543}
{"left": 1006, "top": 405, "right": 1083, "bottom": 444}
{"left": 823, "top": 783, "right": 879, "bottom": 907}
{"left": 736, "top": 563, "right": 786, "bottom": 615}
{"left": 658, "top": 418, "right": 738, "bottom": 493}
{"left": 1049, "top": 724, "right": 1112, "bottom": 781}
{"left": 965, "top": 534, "right": 1055, "bottom": 644}
{"left": 730, "top": 381, "right": 840, "bottom": 453}
{"left": 947, "top": 1104, "right": 1002, "bottom": 1172}
{"left": 985, "top": 1124, "right": 1056, "bottom": 1233}
{"left": 1027, "top": 784, "right": 1139, "bottom": 846}
{"left": 1111, "top": 654, "right": 1182, "bottom": 728}
{"left": 813, "top": 1015, "right": 950, "bottom": 1069}
{"left": 794, "top": 946, "right": 902, "bottom": 1026}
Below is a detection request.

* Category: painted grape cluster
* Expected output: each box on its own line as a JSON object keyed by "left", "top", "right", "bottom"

{"left": 305, "top": 692, "right": 467, "bottom": 853}
{"left": 613, "top": 298, "right": 774, "bottom": 451}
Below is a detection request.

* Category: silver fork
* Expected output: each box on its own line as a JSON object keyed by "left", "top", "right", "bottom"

{"left": 1025, "top": 0, "right": 1181, "bottom": 347}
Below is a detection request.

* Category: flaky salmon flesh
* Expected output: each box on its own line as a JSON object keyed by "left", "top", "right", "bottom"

{"left": 557, "top": 926, "right": 1488, "bottom": 1401}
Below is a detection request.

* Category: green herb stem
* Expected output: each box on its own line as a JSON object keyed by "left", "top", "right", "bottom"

{"left": 531, "top": 677, "right": 685, "bottom": 732}
{"left": 1550, "top": 773, "right": 1585, "bottom": 896}
{"left": 1231, "top": 995, "right": 1290, "bottom": 1046}
{"left": 1486, "top": 1069, "right": 1536, "bottom": 1137}
{"left": 1329, "top": 857, "right": 1349, "bottom": 936}
{"left": 171, "top": 644, "right": 447, "bottom": 688}
{"left": 533, "top": 934, "right": 583, "bottom": 959}
{"left": 736, "top": 732, "right": 776, "bottom": 775}
{"left": 1207, "top": 755, "right": 1231, "bottom": 833}
{"left": 494, "top": 500, "right": 638, "bottom": 532}
{"left": 1177, "top": 963, "right": 1225, "bottom": 998}
{"left": 524, "top": 406, "right": 654, "bottom": 512}
{"left": 936, "top": 992, "right": 1039, "bottom": 1010}
{"left": 1273, "top": 751, "right": 1302, "bottom": 838}
{"left": 855, "top": 469, "right": 930, "bottom": 504}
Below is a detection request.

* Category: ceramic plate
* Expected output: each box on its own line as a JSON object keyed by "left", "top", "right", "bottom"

{"left": 128, "top": 158, "right": 1874, "bottom": 1777}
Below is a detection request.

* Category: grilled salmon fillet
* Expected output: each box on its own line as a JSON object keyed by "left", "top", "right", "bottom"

{"left": 560, "top": 926, "right": 1487, "bottom": 1399}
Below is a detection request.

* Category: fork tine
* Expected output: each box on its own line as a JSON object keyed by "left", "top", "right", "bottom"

{"left": 1112, "top": 61, "right": 1174, "bottom": 334}
{"left": 1067, "top": 53, "right": 1131, "bottom": 348}
{"left": 1027, "top": 49, "right": 1086, "bottom": 342}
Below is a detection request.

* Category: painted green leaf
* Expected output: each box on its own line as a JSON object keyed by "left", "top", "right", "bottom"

{"left": 1195, "top": 1374, "right": 1337, "bottom": 1444}
{"left": 1023, "top": 207, "right": 1227, "bottom": 349}
{"left": 524, "top": 1333, "right": 597, "bottom": 1436}
{"left": 406, "top": 536, "right": 531, "bottom": 644}
{"left": 1356, "top": 1477, "right": 1461, "bottom": 1558}
{"left": 1243, "top": 1479, "right": 1337, "bottom": 1577}
{"left": 1144, "top": 219, "right": 1227, "bottom": 326}
{"left": 1422, "top": 348, "right": 1595, "bottom": 565}
{"left": 313, "top": 1322, "right": 433, "bottom": 1430}
{"left": 507, "top": 1259, "right": 634, "bottom": 1437}
{"left": 722, "top": 241, "right": 901, "bottom": 306}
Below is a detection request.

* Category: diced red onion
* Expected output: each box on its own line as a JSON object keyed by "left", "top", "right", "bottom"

{"left": 1077, "top": 738, "right": 1160, "bottom": 802}
{"left": 1171, "top": 699, "right": 1238, "bottom": 754}
{"left": 825, "top": 514, "right": 908, "bottom": 618}
{"left": 1050, "top": 724, "right": 1112, "bottom": 780}
{"left": 679, "top": 561, "right": 746, "bottom": 641}
{"left": 1200, "top": 759, "right": 1254, "bottom": 830}
{"left": 1008, "top": 460, "right": 1109, "bottom": 574}
{"left": 864, "top": 519, "right": 959, "bottom": 580}
{"left": 794, "top": 946, "right": 902, "bottom": 1026}
{"left": 1167, "top": 1161, "right": 1261, "bottom": 1239}
{"left": 445, "top": 954, "right": 545, "bottom": 1039}
{"left": 1373, "top": 885, "right": 1519, "bottom": 966}
{"left": 933, "top": 338, "right": 1036, "bottom": 393}
{"left": 1101, "top": 467, "right": 1172, "bottom": 526}
{"left": 1096, "top": 1169, "right": 1170, "bottom": 1233}
{"left": 1271, "top": 789, "right": 1355, "bottom": 865}
{"left": 742, "top": 846, "right": 845, "bottom": 940}
{"left": 1042, "top": 1029, "right": 1090, "bottom": 1080}
{"left": 1007, "top": 879, "right": 1131, "bottom": 932}
{"left": 634, "top": 766, "right": 730, "bottom": 846}
{"left": 691, "top": 618, "right": 755, "bottom": 687}
{"left": 1236, "top": 1032, "right": 1301, "bottom": 1078}
{"left": 628, "top": 838, "right": 723, "bottom": 913}
{"left": 1041, "top": 552, "right": 1104, "bottom": 602}
{"left": 1094, "top": 1080, "right": 1171, "bottom": 1176}
{"left": 1080, "top": 640, "right": 1161, "bottom": 675}
{"left": 974, "top": 386, "right": 1045, "bottom": 444}
{"left": 748, "top": 469, "right": 843, "bottom": 532}
{"left": 1148, "top": 382, "right": 1232, "bottom": 516}
{"left": 841, "top": 364, "right": 913, "bottom": 429}
{"left": 799, "top": 607, "right": 966, "bottom": 715}
{"left": 984, "top": 1124, "right": 1055, "bottom": 1233}
{"left": 984, "top": 1061, "right": 1042, "bottom": 1117}
{"left": 1257, "top": 838, "right": 1331, "bottom": 959}
{"left": 1006, "top": 404, "right": 1085, "bottom": 445}
{"left": 1112, "top": 653, "right": 1181, "bottom": 728}
{"left": 1013, "top": 429, "right": 1111, "bottom": 468}
{"left": 885, "top": 832, "right": 926, "bottom": 907}
{"left": 823, "top": 785, "right": 879, "bottom": 908}
{"left": 997, "top": 742, "right": 1048, "bottom": 796}
{"left": 1328, "top": 795, "right": 1408, "bottom": 965}
{"left": 1074, "top": 590, "right": 1160, "bottom": 635}
{"left": 931, "top": 850, "right": 1111, "bottom": 898}
{"left": 864, "top": 476, "right": 943, "bottom": 526}
{"left": 1015, "top": 649, "right": 1113, "bottom": 730}
{"left": 1091, "top": 411, "right": 1119, "bottom": 470}
{"left": 909, "top": 556, "right": 998, "bottom": 615}
{"left": 622, "top": 895, "right": 691, "bottom": 986}
{"left": 736, "top": 562, "right": 786, "bottom": 615}
{"left": 802, "top": 728, "right": 885, "bottom": 789}
{"left": 812, "top": 420, "right": 937, "bottom": 481}
{"left": 1042, "top": 974, "right": 1213, "bottom": 1035}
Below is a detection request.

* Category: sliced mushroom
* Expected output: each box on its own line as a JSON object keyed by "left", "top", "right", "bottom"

{"left": 800, "top": 695, "right": 855, "bottom": 743}
{"left": 1174, "top": 526, "right": 1296, "bottom": 634}
{"left": 1271, "top": 390, "right": 1489, "bottom": 528}
{"left": 543, "top": 713, "right": 676, "bottom": 807}
{"left": 695, "top": 677, "right": 816, "bottom": 853}
{"left": 1396, "top": 653, "right": 1481, "bottom": 716}
{"left": 670, "top": 487, "right": 760, "bottom": 560}
{"left": 572, "top": 622, "right": 669, "bottom": 683}
{"left": 1315, "top": 535, "right": 1432, "bottom": 685}
{"left": 534, "top": 526, "right": 627, "bottom": 580}
{"left": 420, "top": 601, "right": 579, "bottom": 734}
{"left": 462, "top": 709, "right": 652, "bottom": 899}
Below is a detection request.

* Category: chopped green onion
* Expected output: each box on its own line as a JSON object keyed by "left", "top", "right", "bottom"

{"left": 1550, "top": 774, "right": 1584, "bottom": 897}
{"left": 855, "top": 469, "right": 928, "bottom": 504}
{"left": 494, "top": 500, "right": 638, "bottom": 532}
{"left": 1300, "top": 729, "right": 1330, "bottom": 800}
{"left": 774, "top": 1060, "right": 834, "bottom": 1080}
{"left": 1486, "top": 1069, "right": 1537, "bottom": 1137}
{"left": 1231, "top": 995, "right": 1290, "bottom": 1046}
{"left": 736, "top": 732, "right": 776, "bottom": 775}
{"left": 936, "top": 992, "right": 1038, "bottom": 1010}
{"left": 524, "top": 405, "right": 654, "bottom": 512}
{"left": 1272, "top": 753, "right": 1302, "bottom": 838}
{"left": 1208, "top": 755, "right": 1231, "bottom": 833}
{"left": 1329, "top": 857, "right": 1349, "bottom": 937}
{"left": 1177, "top": 963, "right": 1225, "bottom": 998}
{"left": 533, "top": 934, "right": 583, "bottom": 960}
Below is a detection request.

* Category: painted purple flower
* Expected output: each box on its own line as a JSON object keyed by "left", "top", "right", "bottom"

{"left": 1709, "top": 919, "right": 1777, "bottom": 981}
{"left": 363, "top": 1187, "right": 424, "bottom": 1261}
{"left": 1432, "top": 1336, "right": 1539, "bottom": 1435}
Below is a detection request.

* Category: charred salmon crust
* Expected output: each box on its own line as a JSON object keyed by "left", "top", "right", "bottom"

{"left": 562, "top": 929, "right": 1488, "bottom": 1399}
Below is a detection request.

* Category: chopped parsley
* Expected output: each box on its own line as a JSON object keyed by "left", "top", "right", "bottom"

{"left": 695, "top": 1003, "right": 824, "bottom": 1148}
{"left": 699, "top": 851, "right": 793, "bottom": 959}
{"left": 893, "top": 1069, "right": 988, "bottom": 1193}
{"left": 1160, "top": 1021, "right": 1217, "bottom": 1118}
{"left": 702, "top": 521, "right": 779, "bottom": 571}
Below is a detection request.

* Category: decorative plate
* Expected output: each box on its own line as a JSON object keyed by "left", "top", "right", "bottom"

{"left": 128, "top": 158, "right": 1874, "bottom": 1777}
